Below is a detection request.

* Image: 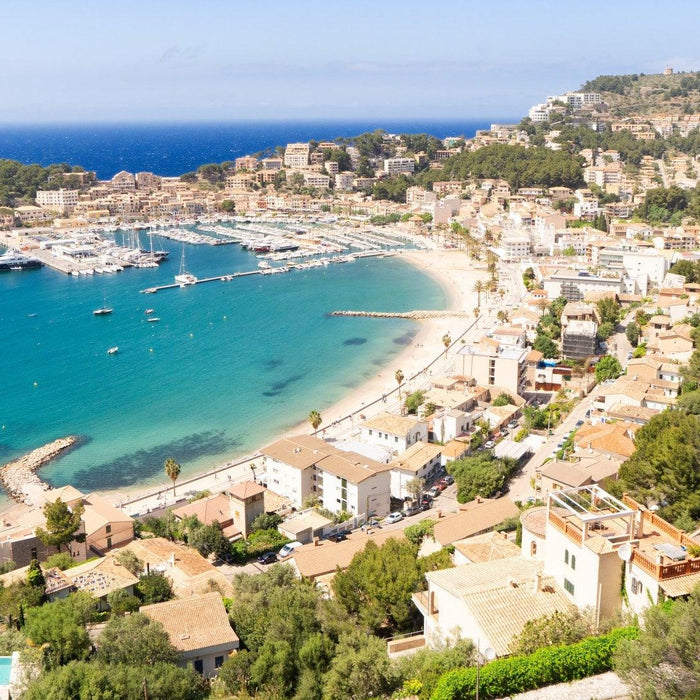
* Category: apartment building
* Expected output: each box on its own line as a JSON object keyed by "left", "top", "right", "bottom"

{"left": 389, "top": 442, "right": 443, "bottom": 499}
{"left": 284, "top": 143, "right": 310, "bottom": 169}
{"left": 455, "top": 340, "right": 528, "bottom": 396}
{"left": 500, "top": 236, "right": 531, "bottom": 262}
{"left": 302, "top": 172, "right": 330, "bottom": 188}
{"left": 260, "top": 435, "right": 391, "bottom": 516}
{"left": 383, "top": 157, "right": 415, "bottom": 175}
{"left": 35, "top": 188, "right": 79, "bottom": 213}
{"left": 542, "top": 270, "right": 624, "bottom": 301}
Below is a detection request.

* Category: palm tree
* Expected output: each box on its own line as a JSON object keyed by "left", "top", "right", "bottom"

{"left": 442, "top": 333, "right": 452, "bottom": 358}
{"left": 473, "top": 307, "right": 480, "bottom": 319}
{"left": 164, "top": 458, "right": 181, "bottom": 497}
{"left": 395, "top": 369, "right": 405, "bottom": 407}
{"left": 473, "top": 280, "right": 484, "bottom": 308}
{"left": 309, "top": 409, "right": 322, "bottom": 432}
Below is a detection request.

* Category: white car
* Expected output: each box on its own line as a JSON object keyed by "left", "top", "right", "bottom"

{"left": 483, "top": 440, "right": 496, "bottom": 449}
{"left": 384, "top": 511, "right": 404, "bottom": 524}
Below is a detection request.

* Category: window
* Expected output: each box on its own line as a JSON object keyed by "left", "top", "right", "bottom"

{"left": 30, "top": 547, "right": 37, "bottom": 560}
{"left": 571, "top": 554, "right": 576, "bottom": 570}
{"left": 530, "top": 541, "right": 537, "bottom": 556}
{"left": 395, "top": 436, "right": 399, "bottom": 443}
{"left": 106, "top": 524, "right": 112, "bottom": 534}
{"left": 106, "top": 537, "right": 112, "bottom": 549}
{"left": 194, "top": 660, "right": 204, "bottom": 674}
{"left": 631, "top": 577, "right": 643, "bottom": 595}
{"left": 369, "top": 430, "right": 373, "bottom": 436}
{"left": 564, "top": 550, "right": 569, "bottom": 565}
{"left": 215, "top": 656, "right": 224, "bottom": 669}
{"left": 564, "top": 578, "right": 575, "bottom": 595}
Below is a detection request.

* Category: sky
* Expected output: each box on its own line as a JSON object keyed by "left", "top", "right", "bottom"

{"left": 3, "top": 0, "right": 700, "bottom": 123}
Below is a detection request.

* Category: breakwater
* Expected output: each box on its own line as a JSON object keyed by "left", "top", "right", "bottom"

{"left": 0, "top": 436, "right": 78, "bottom": 505}
{"left": 330, "top": 310, "right": 469, "bottom": 319}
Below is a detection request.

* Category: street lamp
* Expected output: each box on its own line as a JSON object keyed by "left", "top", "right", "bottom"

{"left": 475, "top": 643, "right": 496, "bottom": 700}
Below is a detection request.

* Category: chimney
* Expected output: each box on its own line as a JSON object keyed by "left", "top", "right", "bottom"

{"left": 169, "top": 553, "right": 175, "bottom": 567}
{"left": 476, "top": 496, "right": 482, "bottom": 504}
{"left": 508, "top": 578, "right": 517, "bottom": 588}
{"left": 436, "top": 510, "right": 443, "bottom": 519}
{"left": 533, "top": 571, "right": 543, "bottom": 593}
{"left": 146, "top": 562, "right": 150, "bottom": 575}
{"left": 313, "top": 537, "right": 320, "bottom": 547}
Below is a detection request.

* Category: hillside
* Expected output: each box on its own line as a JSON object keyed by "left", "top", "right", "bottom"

{"left": 582, "top": 71, "right": 700, "bottom": 116}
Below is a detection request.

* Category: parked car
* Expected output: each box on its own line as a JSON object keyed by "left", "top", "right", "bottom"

{"left": 420, "top": 493, "right": 433, "bottom": 506}
{"left": 329, "top": 531, "right": 349, "bottom": 542}
{"left": 575, "top": 420, "right": 584, "bottom": 427}
{"left": 441, "top": 474, "right": 455, "bottom": 486}
{"left": 483, "top": 440, "right": 496, "bottom": 449}
{"left": 427, "top": 486, "right": 441, "bottom": 499}
{"left": 385, "top": 511, "right": 404, "bottom": 524}
{"left": 403, "top": 504, "right": 420, "bottom": 517}
{"left": 278, "top": 541, "right": 303, "bottom": 558}
{"left": 507, "top": 421, "right": 519, "bottom": 430}
{"left": 258, "top": 551, "right": 278, "bottom": 565}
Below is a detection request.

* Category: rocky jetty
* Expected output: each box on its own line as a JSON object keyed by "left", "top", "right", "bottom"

{"left": 0, "top": 436, "right": 78, "bottom": 505}
{"left": 331, "top": 309, "right": 470, "bottom": 319}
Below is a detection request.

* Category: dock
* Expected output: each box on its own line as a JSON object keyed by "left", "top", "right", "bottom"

{"left": 141, "top": 269, "right": 260, "bottom": 294}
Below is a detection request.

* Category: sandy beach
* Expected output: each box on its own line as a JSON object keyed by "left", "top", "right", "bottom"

{"left": 3, "top": 246, "right": 492, "bottom": 516}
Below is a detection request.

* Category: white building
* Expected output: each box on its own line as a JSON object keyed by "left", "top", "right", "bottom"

{"left": 335, "top": 172, "right": 354, "bottom": 190}
{"left": 302, "top": 172, "right": 330, "bottom": 188}
{"left": 383, "top": 157, "right": 415, "bottom": 175}
{"left": 35, "top": 189, "right": 79, "bottom": 213}
{"left": 284, "top": 143, "right": 310, "bottom": 169}
{"left": 359, "top": 412, "right": 428, "bottom": 455}
{"left": 389, "top": 442, "right": 442, "bottom": 499}
{"left": 500, "top": 236, "right": 531, "bottom": 262}
{"left": 260, "top": 435, "right": 390, "bottom": 516}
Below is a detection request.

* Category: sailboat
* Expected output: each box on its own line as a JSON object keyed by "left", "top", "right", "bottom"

{"left": 93, "top": 293, "right": 113, "bottom": 315}
{"left": 174, "top": 245, "right": 197, "bottom": 287}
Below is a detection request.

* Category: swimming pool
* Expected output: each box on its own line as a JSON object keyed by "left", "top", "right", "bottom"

{"left": 0, "top": 656, "right": 11, "bottom": 686}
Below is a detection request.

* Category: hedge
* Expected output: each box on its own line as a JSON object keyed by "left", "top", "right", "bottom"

{"left": 431, "top": 627, "right": 638, "bottom": 700}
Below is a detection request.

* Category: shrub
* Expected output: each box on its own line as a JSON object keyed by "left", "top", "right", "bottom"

{"left": 405, "top": 520, "right": 435, "bottom": 546}
{"left": 431, "top": 627, "right": 638, "bottom": 700}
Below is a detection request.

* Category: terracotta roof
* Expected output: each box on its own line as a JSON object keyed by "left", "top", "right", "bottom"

{"left": 659, "top": 570, "right": 700, "bottom": 598}
{"left": 64, "top": 556, "right": 138, "bottom": 598}
{"left": 390, "top": 442, "right": 443, "bottom": 473}
{"left": 453, "top": 531, "right": 521, "bottom": 563}
{"left": 433, "top": 498, "right": 520, "bottom": 546}
{"left": 141, "top": 592, "right": 239, "bottom": 653}
{"left": 606, "top": 402, "right": 659, "bottom": 422}
{"left": 172, "top": 493, "right": 233, "bottom": 526}
{"left": 317, "top": 450, "right": 391, "bottom": 483}
{"left": 293, "top": 529, "right": 406, "bottom": 580}
{"left": 442, "top": 440, "right": 471, "bottom": 459}
{"left": 228, "top": 480, "right": 266, "bottom": 500}
{"left": 519, "top": 506, "right": 549, "bottom": 538}
{"left": 361, "top": 412, "right": 426, "bottom": 436}
{"left": 80, "top": 494, "right": 134, "bottom": 538}
{"left": 574, "top": 422, "right": 637, "bottom": 458}
{"left": 43, "top": 567, "right": 74, "bottom": 595}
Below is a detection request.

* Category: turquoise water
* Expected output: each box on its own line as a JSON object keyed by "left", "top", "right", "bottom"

{"left": 0, "top": 656, "right": 10, "bottom": 684}
{"left": 0, "top": 235, "right": 446, "bottom": 493}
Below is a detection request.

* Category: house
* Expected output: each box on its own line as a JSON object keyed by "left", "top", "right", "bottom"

{"left": 172, "top": 493, "right": 241, "bottom": 541}
{"left": 426, "top": 498, "right": 520, "bottom": 549}
{"left": 121, "top": 537, "right": 233, "bottom": 597}
{"left": 413, "top": 556, "right": 573, "bottom": 656}
{"left": 278, "top": 510, "right": 333, "bottom": 544}
{"left": 573, "top": 422, "right": 637, "bottom": 459}
{"left": 141, "top": 592, "right": 239, "bottom": 678}
{"left": 544, "top": 485, "right": 700, "bottom": 618}
{"left": 648, "top": 324, "right": 694, "bottom": 361}
{"left": 63, "top": 556, "right": 139, "bottom": 610}
{"left": 227, "top": 481, "right": 266, "bottom": 540}
{"left": 261, "top": 435, "right": 391, "bottom": 516}
{"left": 359, "top": 413, "right": 428, "bottom": 455}
{"left": 389, "top": 442, "right": 443, "bottom": 499}
{"left": 562, "top": 320, "right": 598, "bottom": 359}
{"left": 0, "top": 486, "right": 134, "bottom": 568}
{"left": 537, "top": 454, "right": 622, "bottom": 494}
{"left": 455, "top": 341, "right": 529, "bottom": 396}
{"left": 291, "top": 529, "right": 406, "bottom": 587}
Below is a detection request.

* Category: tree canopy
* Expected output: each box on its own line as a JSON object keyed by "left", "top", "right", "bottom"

{"left": 97, "top": 613, "right": 179, "bottom": 666}
{"left": 36, "top": 498, "right": 84, "bottom": 553}
{"left": 448, "top": 452, "right": 519, "bottom": 503}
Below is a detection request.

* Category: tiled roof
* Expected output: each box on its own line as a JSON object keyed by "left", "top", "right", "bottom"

{"left": 574, "top": 422, "right": 637, "bottom": 458}
{"left": 141, "top": 592, "right": 239, "bottom": 653}
{"left": 390, "top": 442, "right": 443, "bottom": 473}
{"left": 293, "top": 529, "right": 406, "bottom": 580}
{"left": 317, "top": 451, "right": 391, "bottom": 484}
{"left": 433, "top": 498, "right": 519, "bottom": 546}
{"left": 261, "top": 435, "right": 338, "bottom": 470}
{"left": 452, "top": 531, "right": 521, "bottom": 563}
{"left": 361, "top": 412, "right": 425, "bottom": 436}
{"left": 64, "top": 556, "right": 138, "bottom": 597}
{"left": 427, "top": 558, "right": 573, "bottom": 656}
{"left": 172, "top": 493, "right": 233, "bottom": 526}
{"left": 228, "top": 480, "right": 266, "bottom": 500}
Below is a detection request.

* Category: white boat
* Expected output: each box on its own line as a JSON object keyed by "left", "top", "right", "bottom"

{"left": 147, "top": 317, "right": 160, "bottom": 323}
{"left": 174, "top": 245, "right": 197, "bottom": 287}
{"left": 145, "top": 308, "right": 155, "bottom": 315}
{"left": 93, "top": 307, "right": 113, "bottom": 316}
{"left": 107, "top": 346, "right": 119, "bottom": 355}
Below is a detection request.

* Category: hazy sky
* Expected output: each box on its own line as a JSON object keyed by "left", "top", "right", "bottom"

{"left": 3, "top": 0, "right": 700, "bottom": 123}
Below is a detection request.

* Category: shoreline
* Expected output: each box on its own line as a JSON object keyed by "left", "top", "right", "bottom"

{"left": 0, "top": 246, "right": 489, "bottom": 515}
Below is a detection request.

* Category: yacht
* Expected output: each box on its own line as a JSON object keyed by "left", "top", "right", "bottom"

{"left": 93, "top": 307, "right": 113, "bottom": 316}
{"left": 107, "top": 346, "right": 119, "bottom": 355}
{"left": 0, "top": 251, "right": 44, "bottom": 271}
{"left": 174, "top": 245, "right": 197, "bottom": 287}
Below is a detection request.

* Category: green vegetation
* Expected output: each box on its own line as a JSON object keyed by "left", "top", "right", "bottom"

{"left": 372, "top": 175, "right": 413, "bottom": 203}
{"left": 582, "top": 74, "right": 640, "bottom": 94}
{"left": 36, "top": 497, "right": 85, "bottom": 553}
{"left": 404, "top": 390, "right": 426, "bottom": 415}
{"left": 614, "top": 587, "right": 700, "bottom": 699}
{"left": 432, "top": 627, "right": 638, "bottom": 700}
{"left": 448, "top": 453, "right": 519, "bottom": 503}
{"left": 404, "top": 519, "right": 435, "bottom": 546}
{"left": 0, "top": 160, "right": 87, "bottom": 207}
{"left": 595, "top": 355, "right": 623, "bottom": 383}
{"left": 532, "top": 296, "right": 567, "bottom": 359}
{"left": 492, "top": 392, "right": 515, "bottom": 407}
{"left": 439, "top": 144, "right": 584, "bottom": 190}
{"left": 251, "top": 512, "right": 283, "bottom": 532}
{"left": 670, "top": 258, "right": 700, "bottom": 283}
{"left": 97, "top": 613, "right": 178, "bottom": 666}
{"left": 135, "top": 572, "right": 173, "bottom": 605}
{"left": 625, "top": 322, "right": 641, "bottom": 347}
{"left": 523, "top": 397, "right": 574, "bottom": 431}
{"left": 611, "top": 410, "right": 700, "bottom": 524}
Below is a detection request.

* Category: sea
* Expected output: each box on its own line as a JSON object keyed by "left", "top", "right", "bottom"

{"left": 0, "top": 119, "right": 497, "bottom": 495}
